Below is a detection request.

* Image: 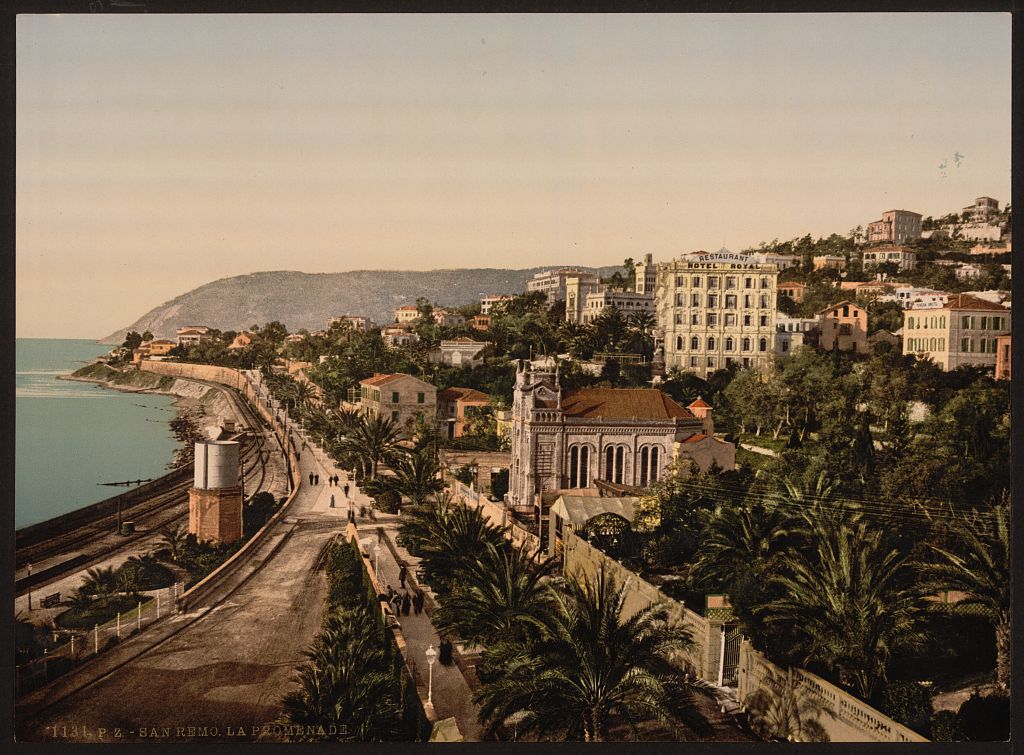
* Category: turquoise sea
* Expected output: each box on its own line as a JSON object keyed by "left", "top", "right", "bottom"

{"left": 15, "top": 339, "right": 181, "bottom": 529}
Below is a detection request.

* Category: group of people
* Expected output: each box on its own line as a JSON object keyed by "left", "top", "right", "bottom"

{"left": 308, "top": 472, "right": 348, "bottom": 493}
{"left": 383, "top": 583, "right": 425, "bottom": 617}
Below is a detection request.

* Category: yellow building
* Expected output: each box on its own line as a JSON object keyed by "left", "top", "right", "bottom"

{"left": 903, "top": 294, "right": 1010, "bottom": 372}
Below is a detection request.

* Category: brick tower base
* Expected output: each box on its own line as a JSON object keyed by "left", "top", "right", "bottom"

{"left": 188, "top": 486, "right": 243, "bottom": 545}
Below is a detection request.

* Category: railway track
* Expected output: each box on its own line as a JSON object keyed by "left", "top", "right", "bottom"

{"left": 15, "top": 379, "right": 286, "bottom": 596}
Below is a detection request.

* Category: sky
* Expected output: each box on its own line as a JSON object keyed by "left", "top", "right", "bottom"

{"left": 16, "top": 13, "right": 1011, "bottom": 339}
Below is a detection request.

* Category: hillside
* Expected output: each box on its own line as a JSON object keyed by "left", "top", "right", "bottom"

{"left": 101, "top": 266, "right": 623, "bottom": 343}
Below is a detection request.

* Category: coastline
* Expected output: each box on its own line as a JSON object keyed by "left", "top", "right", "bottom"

{"left": 60, "top": 366, "right": 238, "bottom": 469}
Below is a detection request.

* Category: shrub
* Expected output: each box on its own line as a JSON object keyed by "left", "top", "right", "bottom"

{"left": 958, "top": 692, "right": 1010, "bottom": 741}
{"left": 929, "top": 710, "right": 967, "bottom": 742}
{"left": 876, "top": 680, "right": 933, "bottom": 733}
{"left": 374, "top": 490, "right": 401, "bottom": 514}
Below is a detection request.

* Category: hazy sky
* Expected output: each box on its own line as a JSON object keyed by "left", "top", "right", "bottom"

{"left": 17, "top": 13, "right": 1011, "bottom": 339}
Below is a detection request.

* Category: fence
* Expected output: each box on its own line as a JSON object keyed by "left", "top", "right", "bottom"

{"left": 15, "top": 582, "right": 184, "bottom": 697}
{"left": 448, "top": 482, "right": 542, "bottom": 554}
{"left": 736, "top": 639, "right": 928, "bottom": 742}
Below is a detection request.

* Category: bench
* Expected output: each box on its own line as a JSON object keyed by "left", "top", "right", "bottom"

{"left": 40, "top": 592, "right": 61, "bottom": 608}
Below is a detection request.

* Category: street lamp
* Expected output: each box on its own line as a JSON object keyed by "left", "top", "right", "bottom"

{"left": 372, "top": 543, "right": 380, "bottom": 577}
{"left": 26, "top": 563, "right": 33, "bottom": 611}
{"left": 425, "top": 643, "right": 438, "bottom": 707}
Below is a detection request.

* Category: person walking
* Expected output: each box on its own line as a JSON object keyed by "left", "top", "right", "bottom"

{"left": 413, "top": 591, "right": 424, "bottom": 615}
{"left": 401, "top": 592, "right": 411, "bottom": 616}
{"left": 344, "top": 483, "right": 350, "bottom": 499}
{"left": 398, "top": 564, "right": 408, "bottom": 589}
{"left": 329, "top": 494, "right": 335, "bottom": 508}
{"left": 308, "top": 472, "right": 314, "bottom": 486}
{"left": 390, "top": 592, "right": 402, "bottom": 616}
{"left": 314, "top": 473, "right": 320, "bottom": 485}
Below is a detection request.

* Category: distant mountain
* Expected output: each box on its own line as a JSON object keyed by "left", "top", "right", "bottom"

{"left": 101, "top": 266, "right": 624, "bottom": 343}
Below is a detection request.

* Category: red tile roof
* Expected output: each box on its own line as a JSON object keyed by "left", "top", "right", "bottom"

{"left": 360, "top": 373, "right": 404, "bottom": 387}
{"left": 939, "top": 294, "right": 1011, "bottom": 312}
{"left": 687, "top": 397, "right": 711, "bottom": 409}
{"left": 559, "top": 388, "right": 694, "bottom": 421}
{"left": 438, "top": 387, "right": 490, "bottom": 403}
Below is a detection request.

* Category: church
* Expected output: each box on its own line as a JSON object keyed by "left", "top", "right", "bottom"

{"left": 507, "top": 361, "right": 735, "bottom": 511}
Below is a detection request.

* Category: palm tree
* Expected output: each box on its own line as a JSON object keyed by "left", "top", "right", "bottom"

{"left": 160, "top": 524, "right": 187, "bottom": 564}
{"left": 689, "top": 503, "right": 792, "bottom": 591}
{"left": 279, "top": 604, "right": 407, "bottom": 741}
{"left": 80, "top": 565, "right": 118, "bottom": 598}
{"left": 338, "top": 412, "right": 404, "bottom": 480}
{"left": 627, "top": 310, "right": 657, "bottom": 361}
{"left": 474, "top": 563, "right": 706, "bottom": 741}
{"left": 921, "top": 499, "right": 1011, "bottom": 690}
{"left": 364, "top": 446, "right": 443, "bottom": 507}
{"left": 744, "top": 666, "right": 830, "bottom": 742}
{"left": 757, "top": 514, "right": 929, "bottom": 700}
{"left": 404, "top": 498, "right": 508, "bottom": 593}
{"left": 433, "top": 542, "right": 558, "bottom": 645}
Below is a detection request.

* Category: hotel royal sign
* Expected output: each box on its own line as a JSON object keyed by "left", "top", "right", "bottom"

{"left": 678, "top": 251, "right": 762, "bottom": 269}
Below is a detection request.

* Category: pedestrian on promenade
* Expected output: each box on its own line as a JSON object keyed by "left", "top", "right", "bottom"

{"left": 387, "top": 585, "right": 395, "bottom": 601}
{"left": 308, "top": 472, "right": 314, "bottom": 486}
{"left": 402, "top": 592, "right": 411, "bottom": 616}
{"left": 377, "top": 527, "right": 384, "bottom": 544}
{"left": 398, "top": 564, "right": 408, "bottom": 589}
{"left": 329, "top": 494, "right": 335, "bottom": 508}
{"left": 314, "top": 473, "right": 320, "bottom": 485}
{"left": 360, "top": 505, "right": 366, "bottom": 518}
{"left": 413, "top": 591, "right": 424, "bottom": 615}
{"left": 390, "top": 592, "right": 402, "bottom": 615}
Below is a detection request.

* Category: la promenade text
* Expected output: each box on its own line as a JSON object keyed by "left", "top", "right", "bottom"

{"left": 44, "top": 724, "right": 349, "bottom": 739}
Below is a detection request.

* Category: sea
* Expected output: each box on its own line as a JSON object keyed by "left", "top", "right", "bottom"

{"left": 15, "top": 339, "right": 181, "bottom": 530}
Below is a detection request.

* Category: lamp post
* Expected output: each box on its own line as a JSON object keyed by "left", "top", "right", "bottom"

{"left": 26, "top": 563, "right": 32, "bottom": 611}
{"left": 372, "top": 543, "right": 380, "bottom": 577}
{"left": 425, "top": 643, "right": 438, "bottom": 707}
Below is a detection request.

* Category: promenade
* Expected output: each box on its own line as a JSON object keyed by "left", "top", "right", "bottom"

{"left": 16, "top": 375, "right": 481, "bottom": 742}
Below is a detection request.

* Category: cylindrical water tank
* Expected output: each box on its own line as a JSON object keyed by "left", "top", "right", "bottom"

{"left": 194, "top": 440, "right": 241, "bottom": 490}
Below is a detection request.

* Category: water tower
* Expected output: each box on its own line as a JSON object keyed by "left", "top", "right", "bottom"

{"left": 188, "top": 440, "right": 243, "bottom": 545}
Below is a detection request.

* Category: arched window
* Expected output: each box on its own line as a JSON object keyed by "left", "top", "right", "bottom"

{"left": 639, "top": 447, "right": 650, "bottom": 487}
{"left": 690, "top": 336, "right": 699, "bottom": 350}
{"left": 650, "top": 446, "right": 660, "bottom": 482}
{"left": 707, "top": 336, "right": 716, "bottom": 351}
{"left": 742, "top": 337, "right": 751, "bottom": 351}
{"left": 605, "top": 446, "right": 614, "bottom": 482}
{"left": 615, "top": 447, "right": 625, "bottom": 484}
{"left": 725, "top": 337, "right": 734, "bottom": 351}
{"left": 759, "top": 337, "right": 768, "bottom": 352}
{"left": 676, "top": 336, "right": 683, "bottom": 350}
{"left": 569, "top": 445, "right": 590, "bottom": 488}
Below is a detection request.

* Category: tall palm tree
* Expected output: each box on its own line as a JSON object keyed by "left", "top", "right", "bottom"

{"left": 365, "top": 446, "right": 444, "bottom": 507}
{"left": 339, "top": 412, "right": 404, "bottom": 480}
{"left": 627, "top": 310, "right": 657, "bottom": 361}
{"left": 758, "top": 514, "right": 929, "bottom": 700}
{"left": 279, "top": 605, "right": 407, "bottom": 741}
{"left": 433, "top": 542, "right": 558, "bottom": 646}
{"left": 921, "top": 499, "right": 1011, "bottom": 690}
{"left": 689, "top": 503, "right": 792, "bottom": 591}
{"left": 474, "top": 563, "right": 706, "bottom": 741}
{"left": 407, "top": 498, "right": 508, "bottom": 593}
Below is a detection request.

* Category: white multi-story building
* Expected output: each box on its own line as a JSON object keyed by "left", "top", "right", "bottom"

{"left": 480, "top": 295, "right": 515, "bottom": 315}
{"left": 748, "top": 252, "right": 801, "bottom": 270}
{"left": 655, "top": 250, "right": 779, "bottom": 377}
{"left": 892, "top": 287, "right": 950, "bottom": 309}
{"left": 862, "top": 245, "right": 917, "bottom": 272}
{"left": 428, "top": 337, "right": 488, "bottom": 366}
{"left": 903, "top": 294, "right": 1010, "bottom": 372}
{"left": 327, "top": 315, "right": 374, "bottom": 331}
{"left": 565, "top": 275, "right": 655, "bottom": 325}
{"left": 527, "top": 268, "right": 600, "bottom": 302}
{"left": 394, "top": 305, "right": 421, "bottom": 324}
